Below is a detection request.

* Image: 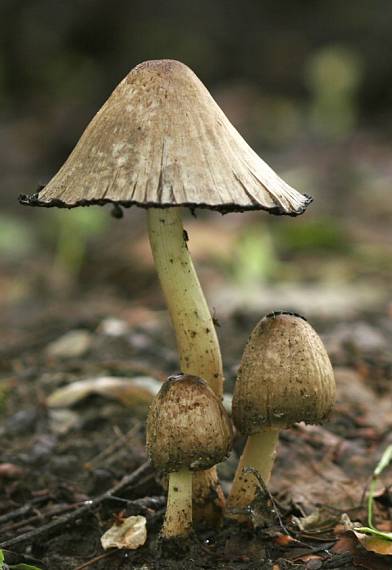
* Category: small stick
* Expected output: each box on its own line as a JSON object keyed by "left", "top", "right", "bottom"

{"left": 0, "top": 496, "right": 49, "bottom": 526}
{"left": 1, "top": 502, "right": 85, "bottom": 534}
{"left": 0, "top": 461, "right": 151, "bottom": 548}
{"left": 85, "top": 423, "right": 140, "bottom": 469}
{"left": 244, "top": 466, "right": 289, "bottom": 535}
{"left": 73, "top": 550, "right": 118, "bottom": 570}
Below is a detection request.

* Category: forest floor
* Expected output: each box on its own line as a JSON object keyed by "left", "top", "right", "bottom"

{"left": 0, "top": 273, "right": 391, "bottom": 569}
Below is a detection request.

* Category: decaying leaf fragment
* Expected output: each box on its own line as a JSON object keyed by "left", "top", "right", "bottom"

{"left": 46, "top": 376, "right": 161, "bottom": 408}
{"left": 101, "top": 515, "right": 147, "bottom": 550}
{"left": 352, "top": 530, "right": 392, "bottom": 556}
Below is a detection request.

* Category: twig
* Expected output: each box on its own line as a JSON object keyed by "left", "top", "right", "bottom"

{"left": 104, "top": 494, "right": 165, "bottom": 516}
{"left": 0, "top": 461, "right": 151, "bottom": 548}
{"left": 1, "top": 501, "right": 85, "bottom": 534}
{"left": 0, "top": 496, "right": 49, "bottom": 525}
{"left": 73, "top": 550, "right": 118, "bottom": 570}
{"left": 85, "top": 423, "right": 140, "bottom": 470}
{"left": 244, "top": 466, "right": 289, "bottom": 535}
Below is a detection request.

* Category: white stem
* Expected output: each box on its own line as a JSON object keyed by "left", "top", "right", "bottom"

{"left": 162, "top": 469, "right": 193, "bottom": 539}
{"left": 147, "top": 207, "right": 223, "bottom": 396}
{"left": 226, "top": 429, "right": 279, "bottom": 518}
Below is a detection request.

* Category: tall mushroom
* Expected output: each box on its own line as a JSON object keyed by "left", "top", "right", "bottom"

{"left": 147, "top": 373, "right": 232, "bottom": 539}
{"left": 226, "top": 312, "right": 336, "bottom": 518}
{"left": 19, "top": 59, "right": 311, "bottom": 518}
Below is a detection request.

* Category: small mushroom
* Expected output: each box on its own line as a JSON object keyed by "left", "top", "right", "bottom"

{"left": 147, "top": 373, "right": 232, "bottom": 539}
{"left": 226, "top": 311, "right": 336, "bottom": 517}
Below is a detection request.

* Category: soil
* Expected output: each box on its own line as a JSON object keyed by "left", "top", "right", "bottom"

{"left": 1, "top": 282, "right": 391, "bottom": 569}
{"left": 2, "top": 146, "right": 392, "bottom": 569}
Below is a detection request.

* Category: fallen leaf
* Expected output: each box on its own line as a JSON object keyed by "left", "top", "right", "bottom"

{"left": 353, "top": 530, "right": 392, "bottom": 555}
{"left": 333, "top": 532, "right": 392, "bottom": 569}
{"left": 46, "top": 330, "right": 93, "bottom": 359}
{"left": 46, "top": 376, "right": 162, "bottom": 408}
{"left": 275, "top": 534, "right": 297, "bottom": 546}
{"left": 101, "top": 515, "right": 147, "bottom": 550}
{"left": 273, "top": 425, "right": 365, "bottom": 513}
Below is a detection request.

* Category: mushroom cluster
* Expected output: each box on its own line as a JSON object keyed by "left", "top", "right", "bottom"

{"left": 19, "top": 59, "right": 336, "bottom": 537}
{"left": 20, "top": 58, "right": 312, "bottom": 520}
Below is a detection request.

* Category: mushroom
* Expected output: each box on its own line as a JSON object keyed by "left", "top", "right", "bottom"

{"left": 19, "top": 59, "right": 311, "bottom": 516}
{"left": 146, "top": 373, "right": 233, "bottom": 539}
{"left": 226, "top": 311, "right": 336, "bottom": 517}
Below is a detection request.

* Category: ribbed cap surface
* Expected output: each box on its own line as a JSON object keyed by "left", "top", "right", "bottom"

{"left": 233, "top": 312, "right": 336, "bottom": 434}
{"left": 20, "top": 59, "right": 311, "bottom": 215}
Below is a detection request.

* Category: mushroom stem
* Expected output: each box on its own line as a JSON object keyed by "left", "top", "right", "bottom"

{"left": 226, "top": 428, "right": 279, "bottom": 518}
{"left": 147, "top": 207, "right": 223, "bottom": 397}
{"left": 147, "top": 207, "right": 225, "bottom": 522}
{"left": 162, "top": 468, "right": 193, "bottom": 539}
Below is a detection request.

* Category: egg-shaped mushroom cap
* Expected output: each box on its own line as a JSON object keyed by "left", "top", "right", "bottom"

{"left": 20, "top": 59, "right": 311, "bottom": 216}
{"left": 147, "top": 373, "right": 233, "bottom": 472}
{"left": 232, "top": 312, "right": 336, "bottom": 434}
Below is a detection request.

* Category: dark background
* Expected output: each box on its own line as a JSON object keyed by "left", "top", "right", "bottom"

{"left": 1, "top": 0, "right": 391, "bottom": 317}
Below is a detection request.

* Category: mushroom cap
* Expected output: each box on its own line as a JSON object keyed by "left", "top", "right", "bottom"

{"left": 232, "top": 312, "right": 336, "bottom": 434}
{"left": 20, "top": 59, "right": 311, "bottom": 216}
{"left": 146, "top": 373, "right": 233, "bottom": 472}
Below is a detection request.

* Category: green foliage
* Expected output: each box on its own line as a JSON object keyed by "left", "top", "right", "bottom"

{"left": 0, "top": 215, "right": 35, "bottom": 259}
{"left": 0, "top": 381, "right": 10, "bottom": 414}
{"left": 306, "top": 45, "right": 363, "bottom": 138}
{"left": 276, "top": 218, "right": 350, "bottom": 255}
{"left": 54, "top": 207, "right": 108, "bottom": 238}
{"left": 52, "top": 208, "right": 108, "bottom": 278}
{"left": 0, "top": 549, "right": 43, "bottom": 570}
{"left": 230, "top": 226, "right": 278, "bottom": 284}
{"left": 355, "top": 445, "right": 392, "bottom": 541}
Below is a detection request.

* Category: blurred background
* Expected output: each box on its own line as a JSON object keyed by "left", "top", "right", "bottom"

{"left": 1, "top": 0, "right": 391, "bottom": 348}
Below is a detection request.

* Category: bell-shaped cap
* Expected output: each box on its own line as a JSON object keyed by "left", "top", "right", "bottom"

{"left": 233, "top": 312, "right": 336, "bottom": 434}
{"left": 146, "top": 373, "right": 232, "bottom": 472}
{"left": 20, "top": 59, "right": 311, "bottom": 215}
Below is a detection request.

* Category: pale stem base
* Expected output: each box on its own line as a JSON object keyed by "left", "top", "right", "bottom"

{"left": 226, "top": 429, "right": 279, "bottom": 519}
{"left": 162, "top": 469, "right": 193, "bottom": 539}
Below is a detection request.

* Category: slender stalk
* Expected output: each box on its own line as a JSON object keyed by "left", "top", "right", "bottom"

{"left": 226, "top": 429, "right": 279, "bottom": 518}
{"left": 147, "top": 207, "right": 225, "bottom": 522}
{"left": 162, "top": 469, "right": 193, "bottom": 538}
{"left": 147, "top": 207, "right": 223, "bottom": 397}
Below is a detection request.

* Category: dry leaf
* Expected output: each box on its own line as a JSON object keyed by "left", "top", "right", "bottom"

{"left": 353, "top": 531, "right": 392, "bottom": 556}
{"left": 46, "top": 376, "right": 162, "bottom": 408}
{"left": 275, "top": 534, "right": 297, "bottom": 546}
{"left": 46, "top": 330, "right": 93, "bottom": 358}
{"left": 101, "top": 515, "right": 147, "bottom": 550}
{"left": 333, "top": 532, "right": 392, "bottom": 569}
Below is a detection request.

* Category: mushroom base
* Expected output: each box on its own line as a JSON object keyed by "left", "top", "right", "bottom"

{"left": 226, "top": 428, "right": 279, "bottom": 520}
{"left": 162, "top": 468, "right": 193, "bottom": 539}
{"left": 192, "top": 468, "right": 226, "bottom": 526}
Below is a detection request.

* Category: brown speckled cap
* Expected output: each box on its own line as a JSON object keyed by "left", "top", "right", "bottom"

{"left": 146, "top": 373, "right": 233, "bottom": 472}
{"left": 232, "top": 312, "right": 336, "bottom": 434}
{"left": 20, "top": 59, "right": 311, "bottom": 215}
